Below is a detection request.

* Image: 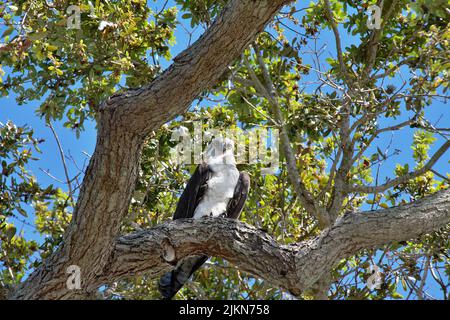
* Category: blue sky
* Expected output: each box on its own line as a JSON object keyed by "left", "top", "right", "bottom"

{"left": 1, "top": 0, "right": 448, "bottom": 298}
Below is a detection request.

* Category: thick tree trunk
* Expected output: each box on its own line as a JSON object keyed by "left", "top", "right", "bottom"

{"left": 11, "top": 118, "right": 144, "bottom": 299}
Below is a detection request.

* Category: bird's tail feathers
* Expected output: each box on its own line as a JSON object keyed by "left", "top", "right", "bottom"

{"left": 158, "top": 255, "right": 208, "bottom": 300}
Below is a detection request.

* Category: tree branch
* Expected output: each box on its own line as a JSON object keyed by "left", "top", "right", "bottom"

{"left": 323, "top": 0, "right": 350, "bottom": 85}
{"left": 248, "top": 44, "right": 329, "bottom": 226}
{"left": 98, "top": 189, "right": 450, "bottom": 297}
{"left": 351, "top": 118, "right": 415, "bottom": 164}
{"left": 102, "top": 0, "right": 293, "bottom": 136}
{"left": 46, "top": 122, "right": 74, "bottom": 203}
{"left": 363, "top": 0, "right": 399, "bottom": 78}
{"left": 347, "top": 140, "right": 450, "bottom": 194}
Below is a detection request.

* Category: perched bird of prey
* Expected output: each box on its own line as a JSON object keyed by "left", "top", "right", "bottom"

{"left": 158, "top": 137, "right": 250, "bottom": 299}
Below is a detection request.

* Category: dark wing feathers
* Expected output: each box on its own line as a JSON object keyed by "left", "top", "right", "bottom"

{"left": 173, "top": 163, "right": 211, "bottom": 220}
{"left": 159, "top": 163, "right": 211, "bottom": 299}
{"left": 159, "top": 168, "right": 249, "bottom": 300}
{"left": 226, "top": 172, "right": 250, "bottom": 220}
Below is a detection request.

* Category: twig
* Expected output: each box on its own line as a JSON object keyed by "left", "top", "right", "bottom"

{"left": 46, "top": 122, "right": 74, "bottom": 202}
{"left": 347, "top": 140, "right": 450, "bottom": 193}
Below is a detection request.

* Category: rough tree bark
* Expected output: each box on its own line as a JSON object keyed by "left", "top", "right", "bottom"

{"left": 7, "top": 0, "right": 450, "bottom": 300}
{"left": 97, "top": 188, "right": 450, "bottom": 297}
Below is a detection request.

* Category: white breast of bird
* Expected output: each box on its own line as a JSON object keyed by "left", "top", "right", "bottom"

{"left": 193, "top": 164, "right": 240, "bottom": 219}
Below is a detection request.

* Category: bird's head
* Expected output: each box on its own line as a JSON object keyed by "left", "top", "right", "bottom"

{"left": 205, "top": 137, "right": 236, "bottom": 165}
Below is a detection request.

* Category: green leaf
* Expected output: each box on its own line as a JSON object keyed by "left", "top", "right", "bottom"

{"left": 6, "top": 226, "right": 16, "bottom": 241}
{"left": 47, "top": 45, "right": 58, "bottom": 52}
{"left": 1, "top": 27, "right": 14, "bottom": 38}
{"left": 28, "top": 31, "right": 48, "bottom": 41}
{"left": 401, "top": 277, "right": 407, "bottom": 291}
{"left": 17, "top": 207, "right": 28, "bottom": 217}
{"left": 379, "top": 203, "right": 389, "bottom": 209}
{"left": 392, "top": 292, "right": 404, "bottom": 299}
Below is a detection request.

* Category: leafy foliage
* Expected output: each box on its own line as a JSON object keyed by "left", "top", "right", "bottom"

{"left": 0, "top": 121, "right": 68, "bottom": 285}
{"left": 0, "top": 0, "right": 177, "bottom": 136}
